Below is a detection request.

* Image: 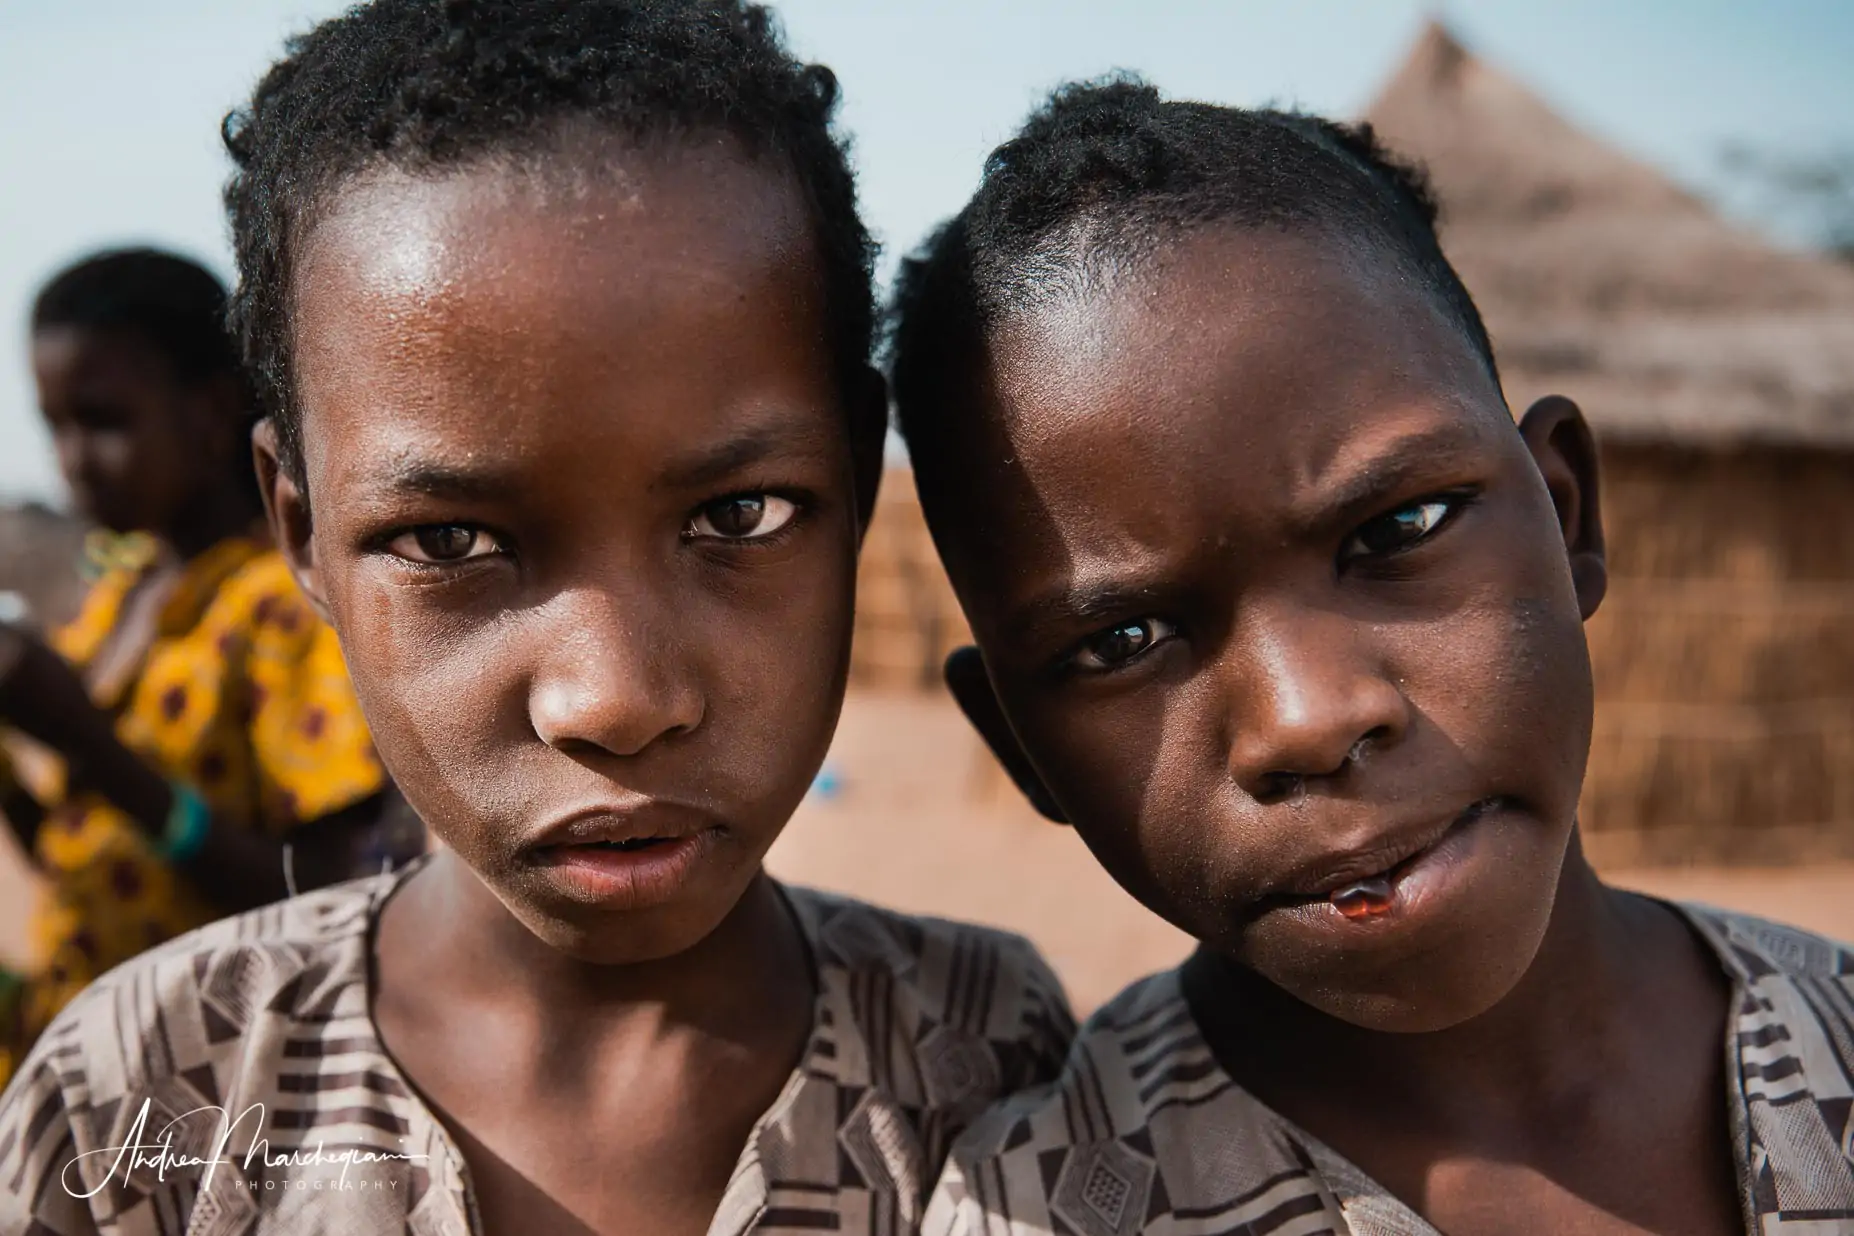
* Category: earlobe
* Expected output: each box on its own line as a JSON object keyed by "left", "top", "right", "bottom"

{"left": 1516, "top": 395, "right": 1608, "bottom": 619}
{"left": 943, "top": 645, "right": 1069, "bottom": 824}
{"left": 252, "top": 419, "right": 329, "bottom": 617}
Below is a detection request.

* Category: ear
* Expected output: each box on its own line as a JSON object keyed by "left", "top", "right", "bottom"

{"left": 1517, "top": 395, "right": 1607, "bottom": 620}
{"left": 943, "top": 644, "right": 1068, "bottom": 824}
{"left": 252, "top": 418, "right": 329, "bottom": 619}
{"left": 848, "top": 365, "right": 888, "bottom": 539}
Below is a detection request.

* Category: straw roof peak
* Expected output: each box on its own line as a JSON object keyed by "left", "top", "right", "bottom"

{"left": 1397, "top": 19, "right": 1471, "bottom": 94}
{"left": 1363, "top": 21, "right": 1854, "bottom": 449}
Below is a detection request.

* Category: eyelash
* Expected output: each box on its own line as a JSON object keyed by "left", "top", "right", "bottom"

{"left": 681, "top": 490, "right": 810, "bottom": 545}
{"left": 1066, "top": 616, "right": 1181, "bottom": 675}
{"left": 376, "top": 489, "right": 813, "bottom": 573}
{"left": 1339, "top": 489, "right": 1475, "bottom": 565}
{"left": 383, "top": 524, "right": 508, "bottom": 571}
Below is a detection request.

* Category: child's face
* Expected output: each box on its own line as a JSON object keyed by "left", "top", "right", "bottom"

{"left": 32, "top": 327, "right": 231, "bottom": 535}
{"left": 267, "top": 138, "right": 871, "bottom": 965}
{"left": 942, "top": 227, "right": 1606, "bottom": 1032}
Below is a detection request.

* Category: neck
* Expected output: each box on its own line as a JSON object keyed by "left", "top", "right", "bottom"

{"left": 1193, "top": 832, "right": 1696, "bottom": 1121}
{"left": 382, "top": 848, "right": 813, "bottom": 1049}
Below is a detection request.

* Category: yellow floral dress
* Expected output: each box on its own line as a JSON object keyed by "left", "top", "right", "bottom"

{"left": 0, "top": 536, "right": 385, "bottom": 1086}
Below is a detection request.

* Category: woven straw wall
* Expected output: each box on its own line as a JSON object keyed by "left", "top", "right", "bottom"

{"left": 1580, "top": 445, "right": 1854, "bottom": 865}
{"left": 848, "top": 469, "right": 969, "bottom": 691}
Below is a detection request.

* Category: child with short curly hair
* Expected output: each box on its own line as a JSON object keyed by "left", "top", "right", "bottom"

{"left": 893, "top": 78, "right": 1854, "bottom": 1236}
{"left": 0, "top": 6, "right": 1072, "bottom": 1234}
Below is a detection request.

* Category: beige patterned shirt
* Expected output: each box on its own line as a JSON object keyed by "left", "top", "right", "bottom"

{"left": 926, "top": 905, "right": 1854, "bottom": 1235}
{"left": 0, "top": 864, "right": 1076, "bottom": 1235}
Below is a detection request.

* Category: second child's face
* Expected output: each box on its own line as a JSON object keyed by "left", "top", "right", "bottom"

{"left": 946, "top": 228, "right": 1606, "bottom": 1032}
{"left": 275, "top": 138, "right": 865, "bottom": 964}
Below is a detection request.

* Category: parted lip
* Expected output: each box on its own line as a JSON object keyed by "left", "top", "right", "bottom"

{"left": 1263, "top": 796, "right": 1504, "bottom": 901}
{"left": 519, "top": 801, "right": 720, "bottom": 854}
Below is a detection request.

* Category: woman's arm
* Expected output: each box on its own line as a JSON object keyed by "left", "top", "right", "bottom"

{"left": 0, "top": 629, "right": 300, "bottom": 909}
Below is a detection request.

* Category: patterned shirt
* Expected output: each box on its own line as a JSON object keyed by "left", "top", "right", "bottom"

{"left": 0, "top": 536, "right": 387, "bottom": 1086}
{"left": 0, "top": 864, "right": 1076, "bottom": 1236}
{"left": 925, "top": 905, "right": 1854, "bottom": 1236}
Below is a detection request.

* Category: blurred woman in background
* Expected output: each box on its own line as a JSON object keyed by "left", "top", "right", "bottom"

{"left": 0, "top": 248, "right": 418, "bottom": 1084}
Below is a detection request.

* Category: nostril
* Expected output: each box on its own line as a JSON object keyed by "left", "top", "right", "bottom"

{"left": 1349, "top": 726, "right": 1394, "bottom": 763}
{"left": 1349, "top": 725, "right": 1394, "bottom": 766}
{"left": 1254, "top": 771, "right": 1306, "bottom": 805}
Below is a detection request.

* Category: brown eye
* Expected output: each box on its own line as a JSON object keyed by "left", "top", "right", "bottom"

{"left": 1342, "top": 497, "right": 1458, "bottom": 561}
{"left": 687, "top": 494, "right": 797, "bottom": 541}
{"left": 1073, "top": 618, "right": 1178, "bottom": 672}
{"left": 388, "top": 524, "right": 498, "bottom": 564}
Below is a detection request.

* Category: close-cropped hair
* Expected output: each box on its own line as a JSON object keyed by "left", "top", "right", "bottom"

{"left": 32, "top": 248, "right": 239, "bottom": 387}
{"left": 888, "top": 75, "right": 1499, "bottom": 467}
{"left": 223, "top": 0, "right": 877, "bottom": 483}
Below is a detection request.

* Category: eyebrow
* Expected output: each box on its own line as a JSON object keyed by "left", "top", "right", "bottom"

{"left": 1001, "top": 420, "right": 1497, "bottom": 646}
{"left": 376, "top": 457, "right": 518, "bottom": 502}
{"left": 1006, "top": 576, "right": 1169, "bottom": 648}
{"left": 1298, "top": 421, "right": 1491, "bottom": 532}
{"left": 363, "top": 412, "right": 838, "bottom": 501}
{"left": 653, "top": 419, "right": 838, "bottom": 493}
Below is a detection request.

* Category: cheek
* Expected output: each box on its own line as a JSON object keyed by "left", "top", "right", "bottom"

{"left": 1025, "top": 684, "right": 1219, "bottom": 913}
{"left": 1397, "top": 582, "right": 1594, "bottom": 820}
{"left": 315, "top": 527, "right": 860, "bottom": 835}
{"left": 320, "top": 562, "right": 530, "bottom": 828}
{"left": 694, "top": 537, "right": 859, "bottom": 760}
{"left": 87, "top": 432, "right": 141, "bottom": 483}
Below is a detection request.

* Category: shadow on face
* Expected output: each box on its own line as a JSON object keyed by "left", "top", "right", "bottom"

{"left": 32, "top": 326, "right": 239, "bottom": 536}
{"left": 264, "top": 132, "right": 874, "bottom": 965}
{"left": 937, "top": 226, "right": 1607, "bottom": 1032}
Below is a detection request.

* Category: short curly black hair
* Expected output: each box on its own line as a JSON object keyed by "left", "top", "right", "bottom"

{"left": 224, "top": 0, "right": 875, "bottom": 484}
{"left": 32, "top": 248, "right": 239, "bottom": 387}
{"left": 888, "top": 76, "right": 1498, "bottom": 476}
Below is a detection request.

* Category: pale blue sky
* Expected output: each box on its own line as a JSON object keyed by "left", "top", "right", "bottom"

{"left": 1, "top": 0, "right": 1849, "bottom": 501}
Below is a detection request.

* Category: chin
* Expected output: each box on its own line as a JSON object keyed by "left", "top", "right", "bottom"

{"left": 497, "top": 874, "right": 754, "bottom": 967}
{"left": 74, "top": 500, "right": 128, "bottom": 533}
{"left": 515, "top": 902, "right": 724, "bottom": 965}
{"left": 1297, "top": 961, "right": 1535, "bottom": 1034}
{"left": 1265, "top": 889, "right": 1558, "bottom": 1034}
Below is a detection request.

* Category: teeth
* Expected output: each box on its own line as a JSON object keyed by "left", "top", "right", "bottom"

{"left": 1330, "top": 876, "right": 1395, "bottom": 920}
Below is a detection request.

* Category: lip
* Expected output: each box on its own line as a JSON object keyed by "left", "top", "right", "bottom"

{"left": 520, "top": 799, "right": 718, "bottom": 850}
{"left": 1256, "top": 796, "right": 1508, "bottom": 926}
{"left": 520, "top": 804, "right": 726, "bottom": 909}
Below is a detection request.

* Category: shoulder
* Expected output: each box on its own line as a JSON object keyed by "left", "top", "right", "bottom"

{"left": 928, "top": 969, "right": 1318, "bottom": 1236}
{"left": 0, "top": 871, "right": 423, "bottom": 1232}
{"left": 947, "top": 968, "right": 1221, "bottom": 1160}
{"left": 786, "top": 885, "right": 1075, "bottom": 1054}
{"left": 1673, "top": 904, "right": 1854, "bottom": 1224}
{"left": 3, "top": 874, "right": 388, "bottom": 1111}
{"left": 1676, "top": 902, "right": 1854, "bottom": 985}
{"left": 765, "top": 888, "right": 1076, "bottom": 1223}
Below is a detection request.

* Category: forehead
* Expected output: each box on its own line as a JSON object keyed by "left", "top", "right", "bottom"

{"left": 958, "top": 227, "right": 1509, "bottom": 600}
{"left": 31, "top": 326, "right": 175, "bottom": 397}
{"left": 290, "top": 135, "right": 834, "bottom": 488}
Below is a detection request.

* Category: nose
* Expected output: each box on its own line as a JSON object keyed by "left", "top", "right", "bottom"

{"left": 1221, "top": 601, "right": 1411, "bottom": 802}
{"left": 527, "top": 585, "right": 705, "bottom": 760}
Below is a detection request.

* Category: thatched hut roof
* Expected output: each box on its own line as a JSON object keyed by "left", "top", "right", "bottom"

{"left": 1364, "top": 22, "right": 1854, "bottom": 450}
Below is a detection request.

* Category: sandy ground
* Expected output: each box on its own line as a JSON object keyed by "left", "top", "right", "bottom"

{"left": 3, "top": 689, "right": 1851, "bottom": 1014}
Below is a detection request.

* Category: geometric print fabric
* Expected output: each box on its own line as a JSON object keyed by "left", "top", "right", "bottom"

{"left": 925, "top": 904, "right": 1854, "bottom": 1235}
{"left": 0, "top": 862, "right": 1077, "bottom": 1235}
